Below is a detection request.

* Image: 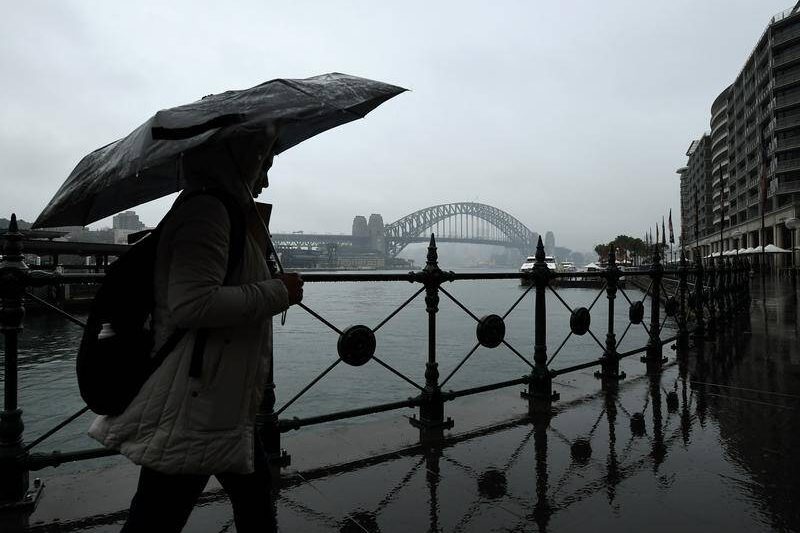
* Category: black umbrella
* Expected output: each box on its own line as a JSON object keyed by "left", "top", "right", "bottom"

{"left": 33, "top": 73, "right": 406, "bottom": 228}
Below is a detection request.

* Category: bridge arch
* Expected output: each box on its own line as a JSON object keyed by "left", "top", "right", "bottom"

{"left": 384, "top": 202, "right": 536, "bottom": 257}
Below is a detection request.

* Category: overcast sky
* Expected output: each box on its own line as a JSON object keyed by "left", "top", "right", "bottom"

{"left": 1, "top": 1, "right": 795, "bottom": 252}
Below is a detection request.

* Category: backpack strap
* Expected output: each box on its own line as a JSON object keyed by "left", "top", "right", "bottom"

{"left": 148, "top": 189, "right": 247, "bottom": 376}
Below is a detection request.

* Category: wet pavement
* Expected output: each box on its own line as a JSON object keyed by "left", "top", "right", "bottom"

{"left": 14, "top": 279, "right": 800, "bottom": 532}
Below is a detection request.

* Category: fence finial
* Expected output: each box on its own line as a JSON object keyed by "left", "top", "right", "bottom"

{"left": 535, "top": 235, "right": 545, "bottom": 263}
{"left": 425, "top": 233, "right": 438, "bottom": 271}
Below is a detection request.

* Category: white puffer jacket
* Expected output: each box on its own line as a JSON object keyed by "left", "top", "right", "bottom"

{"left": 89, "top": 192, "right": 289, "bottom": 474}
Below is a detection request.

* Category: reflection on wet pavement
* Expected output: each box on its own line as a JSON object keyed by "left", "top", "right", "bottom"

{"left": 265, "top": 281, "right": 799, "bottom": 533}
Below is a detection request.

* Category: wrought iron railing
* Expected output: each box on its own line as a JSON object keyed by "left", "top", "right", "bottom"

{"left": 0, "top": 213, "right": 753, "bottom": 514}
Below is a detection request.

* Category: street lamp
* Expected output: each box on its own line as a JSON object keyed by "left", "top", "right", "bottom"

{"left": 785, "top": 217, "right": 800, "bottom": 286}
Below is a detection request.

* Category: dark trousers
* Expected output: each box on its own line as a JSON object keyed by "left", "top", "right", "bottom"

{"left": 121, "top": 439, "right": 275, "bottom": 532}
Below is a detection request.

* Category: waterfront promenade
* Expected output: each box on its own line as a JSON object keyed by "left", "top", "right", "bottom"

{"left": 6, "top": 278, "right": 797, "bottom": 532}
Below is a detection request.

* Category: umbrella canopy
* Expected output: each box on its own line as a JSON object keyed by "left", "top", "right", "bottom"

{"left": 737, "top": 248, "right": 748, "bottom": 255}
{"left": 764, "top": 244, "right": 790, "bottom": 253}
{"left": 723, "top": 249, "right": 736, "bottom": 256}
{"left": 34, "top": 73, "right": 406, "bottom": 228}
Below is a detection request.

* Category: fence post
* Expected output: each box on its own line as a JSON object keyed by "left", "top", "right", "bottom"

{"left": 730, "top": 257, "right": 738, "bottom": 311}
{"left": 644, "top": 244, "right": 663, "bottom": 372}
{"left": 743, "top": 258, "right": 752, "bottom": 313}
{"left": 705, "top": 256, "right": 717, "bottom": 336}
{"left": 598, "top": 245, "right": 624, "bottom": 386}
{"left": 0, "top": 215, "right": 41, "bottom": 515}
{"left": 740, "top": 257, "right": 747, "bottom": 310}
{"left": 677, "top": 249, "right": 689, "bottom": 348}
{"left": 410, "top": 234, "right": 453, "bottom": 440}
{"left": 718, "top": 257, "right": 729, "bottom": 323}
{"left": 715, "top": 257, "right": 724, "bottom": 322}
{"left": 522, "top": 236, "right": 557, "bottom": 413}
{"left": 693, "top": 255, "right": 705, "bottom": 338}
{"left": 725, "top": 258, "right": 734, "bottom": 319}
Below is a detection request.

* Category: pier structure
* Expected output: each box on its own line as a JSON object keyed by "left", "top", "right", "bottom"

{"left": 0, "top": 213, "right": 756, "bottom": 528}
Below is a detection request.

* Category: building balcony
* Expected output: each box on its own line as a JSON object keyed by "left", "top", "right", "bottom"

{"left": 768, "top": 137, "right": 778, "bottom": 152}
{"left": 775, "top": 136, "right": 800, "bottom": 151}
{"left": 773, "top": 24, "right": 800, "bottom": 46}
{"left": 714, "top": 121, "right": 731, "bottom": 135}
{"left": 711, "top": 145, "right": 729, "bottom": 162}
{"left": 775, "top": 113, "right": 800, "bottom": 130}
{"left": 766, "top": 97, "right": 776, "bottom": 114}
{"left": 774, "top": 69, "right": 800, "bottom": 88}
{"left": 759, "top": 81, "right": 774, "bottom": 103}
{"left": 775, "top": 158, "right": 800, "bottom": 173}
{"left": 711, "top": 108, "right": 728, "bottom": 128}
{"left": 778, "top": 179, "right": 800, "bottom": 193}
{"left": 774, "top": 46, "right": 800, "bottom": 68}
{"left": 775, "top": 91, "right": 800, "bottom": 109}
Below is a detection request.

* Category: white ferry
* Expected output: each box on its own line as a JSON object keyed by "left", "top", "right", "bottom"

{"left": 519, "top": 255, "right": 557, "bottom": 273}
{"left": 559, "top": 261, "right": 577, "bottom": 273}
{"left": 519, "top": 255, "right": 557, "bottom": 285}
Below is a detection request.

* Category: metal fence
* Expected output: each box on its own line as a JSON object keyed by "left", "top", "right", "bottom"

{"left": 0, "top": 213, "right": 752, "bottom": 514}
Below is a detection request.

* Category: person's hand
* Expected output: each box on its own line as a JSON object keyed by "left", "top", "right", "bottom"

{"left": 277, "top": 273, "right": 304, "bottom": 305}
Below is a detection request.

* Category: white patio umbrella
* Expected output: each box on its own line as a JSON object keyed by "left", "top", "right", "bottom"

{"left": 764, "top": 244, "right": 791, "bottom": 253}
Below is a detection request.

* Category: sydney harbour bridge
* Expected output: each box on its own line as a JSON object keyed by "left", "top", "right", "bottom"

{"left": 271, "top": 202, "right": 539, "bottom": 265}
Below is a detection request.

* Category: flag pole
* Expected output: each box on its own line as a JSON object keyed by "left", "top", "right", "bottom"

{"left": 760, "top": 133, "right": 768, "bottom": 282}
{"left": 694, "top": 189, "right": 700, "bottom": 263}
{"left": 719, "top": 171, "right": 724, "bottom": 263}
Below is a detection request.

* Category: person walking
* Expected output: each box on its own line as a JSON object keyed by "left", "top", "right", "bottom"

{"left": 88, "top": 131, "right": 303, "bottom": 532}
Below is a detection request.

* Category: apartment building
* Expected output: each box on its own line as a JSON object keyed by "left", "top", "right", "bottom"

{"left": 679, "top": 3, "right": 800, "bottom": 261}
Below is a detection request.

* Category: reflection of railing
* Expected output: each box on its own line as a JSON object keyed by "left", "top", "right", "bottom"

{"left": 18, "top": 360, "right": 714, "bottom": 531}
{"left": 0, "top": 214, "right": 753, "bottom": 513}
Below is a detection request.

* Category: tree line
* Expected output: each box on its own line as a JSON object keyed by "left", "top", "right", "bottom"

{"left": 593, "top": 235, "right": 666, "bottom": 263}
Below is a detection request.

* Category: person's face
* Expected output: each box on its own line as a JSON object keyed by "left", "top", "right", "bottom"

{"left": 250, "top": 151, "right": 274, "bottom": 197}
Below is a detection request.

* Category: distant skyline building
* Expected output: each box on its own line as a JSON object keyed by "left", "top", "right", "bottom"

{"left": 677, "top": 134, "right": 712, "bottom": 248}
{"left": 678, "top": 3, "right": 800, "bottom": 260}
{"left": 112, "top": 210, "right": 145, "bottom": 244}
{"left": 112, "top": 211, "right": 145, "bottom": 232}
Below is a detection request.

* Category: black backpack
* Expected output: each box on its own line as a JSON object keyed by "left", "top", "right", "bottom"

{"left": 77, "top": 189, "right": 246, "bottom": 415}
